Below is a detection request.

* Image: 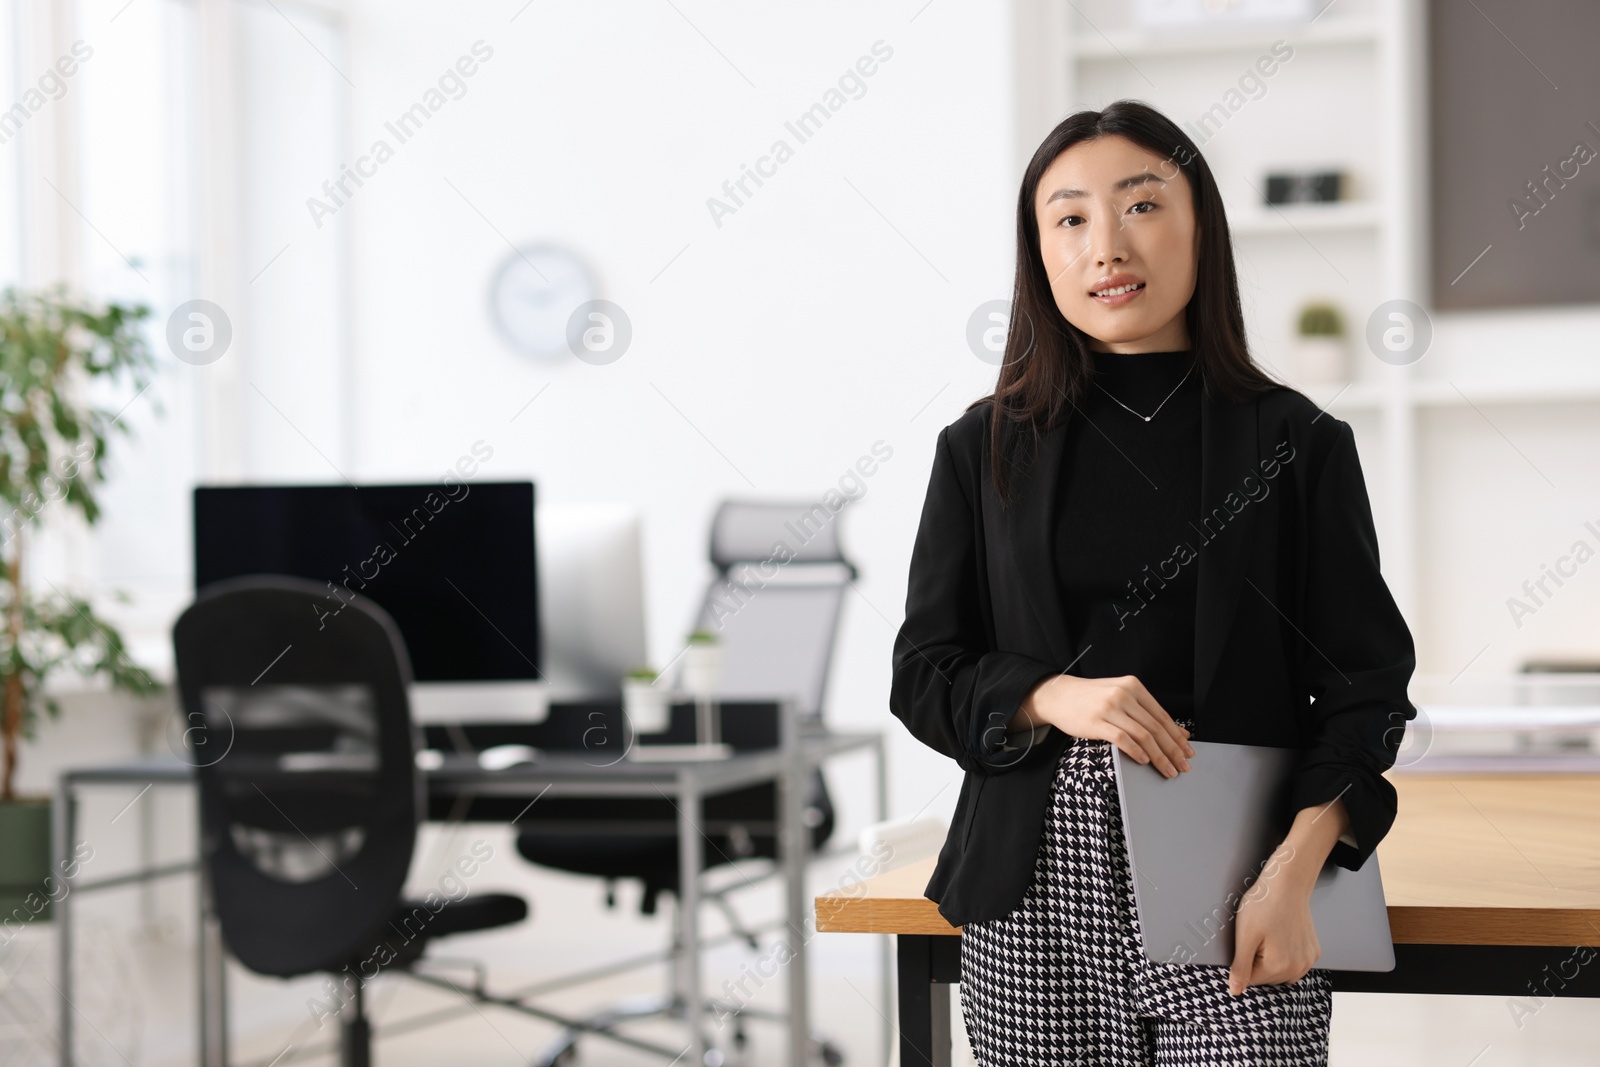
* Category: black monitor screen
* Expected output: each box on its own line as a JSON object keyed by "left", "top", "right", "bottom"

{"left": 194, "top": 481, "right": 539, "bottom": 683}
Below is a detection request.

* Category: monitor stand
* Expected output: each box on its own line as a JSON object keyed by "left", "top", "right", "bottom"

{"left": 409, "top": 680, "right": 552, "bottom": 723}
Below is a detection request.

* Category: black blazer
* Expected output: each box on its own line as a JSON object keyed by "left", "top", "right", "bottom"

{"left": 889, "top": 385, "right": 1418, "bottom": 929}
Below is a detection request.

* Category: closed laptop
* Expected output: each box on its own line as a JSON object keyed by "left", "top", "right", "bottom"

{"left": 1112, "top": 739, "right": 1396, "bottom": 972}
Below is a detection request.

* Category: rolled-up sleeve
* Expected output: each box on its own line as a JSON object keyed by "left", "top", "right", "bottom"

{"left": 889, "top": 425, "right": 1059, "bottom": 775}
{"left": 1287, "top": 419, "right": 1418, "bottom": 870}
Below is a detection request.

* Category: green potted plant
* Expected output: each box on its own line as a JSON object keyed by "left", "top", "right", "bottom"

{"left": 1293, "top": 300, "right": 1348, "bottom": 386}
{"left": 0, "top": 285, "right": 161, "bottom": 923}
{"left": 681, "top": 628, "right": 723, "bottom": 699}
{"left": 621, "top": 665, "right": 670, "bottom": 735}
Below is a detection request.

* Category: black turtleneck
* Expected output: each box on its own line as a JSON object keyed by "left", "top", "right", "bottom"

{"left": 1053, "top": 349, "right": 1202, "bottom": 724}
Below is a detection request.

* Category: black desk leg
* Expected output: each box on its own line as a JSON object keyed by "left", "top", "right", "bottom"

{"left": 897, "top": 935, "right": 962, "bottom": 1067}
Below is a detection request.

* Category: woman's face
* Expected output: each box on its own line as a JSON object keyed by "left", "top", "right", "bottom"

{"left": 1033, "top": 135, "right": 1200, "bottom": 353}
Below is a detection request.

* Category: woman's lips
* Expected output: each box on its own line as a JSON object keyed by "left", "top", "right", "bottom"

{"left": 1090, "top": 282, "right": 1146, "bottom": 307}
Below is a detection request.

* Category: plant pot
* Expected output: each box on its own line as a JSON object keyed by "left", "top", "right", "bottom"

{"left": 1294, "top": 335, "right": 1349, "bottom": 386}
{"left": 0, "top": 797, "right": 54, "bottom": 924}
{"left": 681, "top": 644, "right": 724, "bottom": 700}
{"left": 622, "top": 679, "right": 672, "bottom": 735}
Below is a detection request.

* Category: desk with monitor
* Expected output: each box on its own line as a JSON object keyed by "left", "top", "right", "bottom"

{"left": 52, "top": 482, "right": 885, "bottom": 1067}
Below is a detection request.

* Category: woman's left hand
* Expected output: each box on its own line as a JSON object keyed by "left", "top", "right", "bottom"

{"left": 1226, "top": 849, "right": 1320, "bottom": 995}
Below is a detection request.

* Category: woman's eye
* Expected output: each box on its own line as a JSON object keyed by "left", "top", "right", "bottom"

{"left": 1056, "top": 201, "right": 1154, "bottom": 228}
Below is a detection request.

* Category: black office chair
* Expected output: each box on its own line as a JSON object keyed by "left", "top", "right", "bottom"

{"left": 172, "top": 575, "right": 529, "bottom": 1067}
{"left": 511, "top": 499, "right": 854, "bottom": 1066}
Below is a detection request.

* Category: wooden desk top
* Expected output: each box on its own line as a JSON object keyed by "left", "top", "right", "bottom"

{"left": 815, "top": 775, "right": 1600, "bottom": 946}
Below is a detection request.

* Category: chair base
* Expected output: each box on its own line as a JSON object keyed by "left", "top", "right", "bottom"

{"left": 530, "top": 991, "right": 704, "bottom": 1067}
{"left": 530, "top": 990, "right": 844, "bottom": 1067}
{"left": 339, "top": 977, "right": 372, "bottom": 1067}
{"left": 340, "top": 1014, "right": 371, "bottom": 1067}
{"left": 518, "top": 863, "right": 846, "bottom": 1065}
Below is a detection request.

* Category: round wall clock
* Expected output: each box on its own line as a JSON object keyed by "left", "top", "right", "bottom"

{"left": 488, "top": 244, "right": 595, "bottom": 358}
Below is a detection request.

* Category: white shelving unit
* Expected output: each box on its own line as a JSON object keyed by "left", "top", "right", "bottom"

{"left": 1009, "top": 0, "right": 1600, "bottom": 676}
{"left": 1066, "top": 13, "right": 1384, "bottom": 59}
{"left": 1303, "top": 379, "right": 1600, "bottom": 414}
{"left": 1227, "top": 199, "right": 1384, "bottom": 237}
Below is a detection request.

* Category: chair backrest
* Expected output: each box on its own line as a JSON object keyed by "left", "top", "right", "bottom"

{"left": 171, "top": 574, "right": 422, "bottom": 977}
{"left": 688, "top": 499, "right": 857, "bottom": 722}
{"left": 708, "top": 499, "right": 857, "bottom": 577}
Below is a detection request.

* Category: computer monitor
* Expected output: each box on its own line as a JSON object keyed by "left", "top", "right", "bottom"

{"left": 416, "top": 502, "right": 647, "bottom": 717}
{"left": 192, "top": 485, "right": 648, "bottom": 721}
{"left": 533, "top": 502, "right": 649, "bottom": 703}
{"left": 194, "top": 481, "right": 541, "bottom": 717}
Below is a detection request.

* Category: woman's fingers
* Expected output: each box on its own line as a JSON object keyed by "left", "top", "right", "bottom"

{"left": 1107, "top": 707, "right": 1186, "bottom": 778}
{"left": 1056, "top": 674, "right": 1195, "bottom": 775}
{"left": 1110, "top": 683, "right": 1191, "bottom": 775}
{"left": 1122, "top": 702, "right": 1192, "bottom": 775}
{"left": 1238, "top": 951, "right": 1314, "bottom": 988}
{"left": 1227, "top": 930, "right": 1260, "bottom": 996}
{"left": 1119, "top": 676, "right": 1195, "bottom": 759}
{"left": 1225, "top": 913, "right": 1316, "bottom": 993}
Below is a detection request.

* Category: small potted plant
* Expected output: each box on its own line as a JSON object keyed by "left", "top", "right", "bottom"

{"left": 0, "top": 285, "right": 161, "bottom": 923}
{"left": 680, "top": 629, "right": 723, "bottom": 699}
{"left": 1293, "top": 301, "right": 1348, "bottom": 386}
{"left": 621, "top": 666, "right": 671, "bottom": 735}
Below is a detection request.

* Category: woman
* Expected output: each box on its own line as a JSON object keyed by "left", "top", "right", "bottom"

{"left": 888, "top": 100, "right": 1417, "bottom": 1064}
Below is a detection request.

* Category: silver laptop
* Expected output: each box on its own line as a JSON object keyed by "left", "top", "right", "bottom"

{"left": 1112, "top": 740, "right": 1395, "bottom": 972}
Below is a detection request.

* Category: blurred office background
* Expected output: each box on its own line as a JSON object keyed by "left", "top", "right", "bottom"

{"left": 4, "top": 0, "right": 1600, "bottom": 1064}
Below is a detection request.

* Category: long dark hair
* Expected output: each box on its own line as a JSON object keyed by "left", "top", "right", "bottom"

{"left": 973, "top": 99, "right": 1280, "bottom": 506}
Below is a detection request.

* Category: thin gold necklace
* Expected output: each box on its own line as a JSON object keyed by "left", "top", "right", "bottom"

{"left": 1094, "top": 359, "right": 1196, "bottom": 422}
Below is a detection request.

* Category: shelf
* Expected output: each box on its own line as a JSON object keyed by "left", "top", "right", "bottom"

{"left": 1068, "top": 16, "right": 1381, "bottom": 60}
{"left": 1410, "top": 380, "right": 1600, "bottom": 408}
{"left": 1419, "top": 705, "right": 1600, "bottom": 729}
{"left": 1393, "top": 705, "right": 1600, "bottom": 775}
{"left": 1288, "top": 380, "right": 1600, "bottom": 413}
{"left": 1392, "top": 754, "right": 1600, "bottom": 775}
{"left": 1230, "top": 200, "right": 1384, "bottom": 237}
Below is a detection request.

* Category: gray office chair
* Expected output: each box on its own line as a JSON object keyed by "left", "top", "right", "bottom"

{"left": 686, "top": 499, "right": 857, "bottom": 721}
{"left": 516, "top": 498, "right": 855, "bottom": 1067}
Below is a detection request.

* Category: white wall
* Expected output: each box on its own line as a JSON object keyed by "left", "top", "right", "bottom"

{"left": 4, "top": 0, "right": 1021, "bottom": 840}
{"left": 326, "top": 0, "right": 1018, "bottom": 830}
{"left": 8, "top": 15, "right": 1025, "bottom": 1061}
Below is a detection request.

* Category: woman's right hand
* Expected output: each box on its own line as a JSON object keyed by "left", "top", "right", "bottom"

{"left": 1020, "top": 674, "right": 1194, "bottom": 777}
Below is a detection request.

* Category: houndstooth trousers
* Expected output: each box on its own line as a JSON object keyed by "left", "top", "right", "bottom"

{"left": 959, "top": 722, "right": 1333, "bottom": 1065}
